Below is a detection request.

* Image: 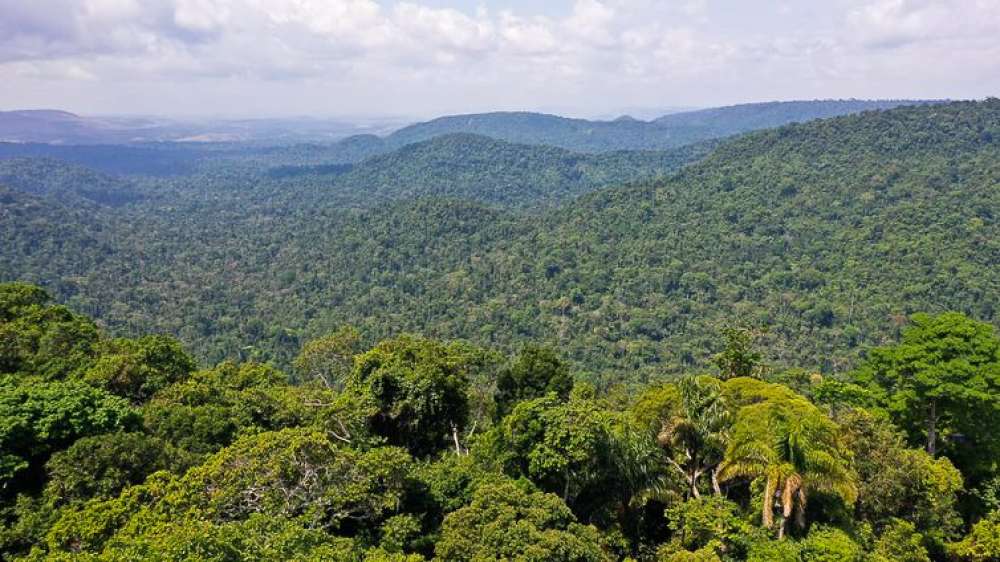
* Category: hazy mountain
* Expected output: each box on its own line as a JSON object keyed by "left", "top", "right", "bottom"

{"left": 0, "top": 109, "right": 404, "bottom": 145}
{"left": 367, "top": 99, "right": 938, "bottom": 153}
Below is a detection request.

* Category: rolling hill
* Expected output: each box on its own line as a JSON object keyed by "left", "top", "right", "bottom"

{"left": 370, "top": 99, "right": 937, "bottom": 153}
{"left": 264, "top": 133, "right": 715, "bottom": 208}
{"left": 1, "top": 100, "right": 996, "bottom": 383}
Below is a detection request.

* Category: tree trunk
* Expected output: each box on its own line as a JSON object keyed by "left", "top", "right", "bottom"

{"left": 451, "top": 424, "right": 463, "bottom": 455}
{"left": 927, "top": 399, "right": 938, "bottom": 456}
{"left": 710, "top": 468, "right": 721, "bottom": 496}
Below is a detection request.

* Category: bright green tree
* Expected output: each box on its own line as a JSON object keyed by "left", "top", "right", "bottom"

{"left": 435, "top": 481, "right": 611, "bottom": 561}
{"left": 719, "top": 379, "right": 857, "bottom": 538}
{"left": 656, "top": 376, "right": 731, "bottom": 498}
{"left": 871, "top": 519, "right": 932, "bottom": 562}
{"left": 0, "top": 283, "right": 99, "bottom": 380}
{"left": 948, "top": 510, "right": 1000, "bottom": 561}
{"left": 0, "top": 377, "right": 137, "bottom": 488}
{"left": 853, "top": 312, "right": 1000, "bottom": 457}
{"left": 713, "top": 327, "right": 766, "bottom": 380}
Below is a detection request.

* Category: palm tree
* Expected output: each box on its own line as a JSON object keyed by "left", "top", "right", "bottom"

{"left": 719, "top": 397, "right": 857, "bottom": 539}
{"left": 657, "top": 375, "right": 731, "bottom": 498}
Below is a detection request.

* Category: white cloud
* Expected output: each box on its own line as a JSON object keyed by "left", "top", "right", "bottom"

{"left": 0, "top": 0, "right": 996, "bottom": 116}
{"left": 173, "top": 0, "right": 231, "bottom": 34}
{"left": 393, "top": 3, "right": 494, "bottom": 54}
{"left": 847, "top": 0, "right": 1000, "bottom": 48}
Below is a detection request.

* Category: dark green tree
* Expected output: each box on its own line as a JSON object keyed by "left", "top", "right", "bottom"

{"left": 494, "top": 344, "right": 573, "bottom": 419}
{"left": 0, "top": 378, "right": 137, "bottom": 489}
{"left": 347, "top": 336, "right": 476, "bottom": 457}
{"left": 84, "top": 335, "right": 196, "bottom": 404}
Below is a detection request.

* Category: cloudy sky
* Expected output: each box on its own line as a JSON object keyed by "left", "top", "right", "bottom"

{"left": 1, "top": 0, "right": 998, "bottom": 118}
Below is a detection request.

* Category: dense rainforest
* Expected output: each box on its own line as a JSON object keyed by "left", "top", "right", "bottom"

{"left": 2, "top": 282, "right": 1000, "bottom": 561}
{"left": 1, "top": 100, "right": 996, "bottom": 384}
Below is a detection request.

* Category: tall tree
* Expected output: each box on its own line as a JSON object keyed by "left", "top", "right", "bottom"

{"left": 656, "top": 376, "right": 731, "bottom": 498}
{"left": 719, "top": 381, "right": 857, "bottom": 538}
{"left": 293, "top": 326, "right": 363, "bottom": 390}
{"left": 347, "top": 336, "right": 478, "bottom": 457}
{"left": 853, "top": 312, "right": 1000, "bottom": 457}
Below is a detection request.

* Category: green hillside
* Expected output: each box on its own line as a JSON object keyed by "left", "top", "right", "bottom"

{"left": 1, "top": 100, "right": 996, "bottom": 383}
{"left": 267, "top": 133, "right": 713, "bottom": 208}
{"left": 382, "top": 100, "right": 933, "bottom": 152}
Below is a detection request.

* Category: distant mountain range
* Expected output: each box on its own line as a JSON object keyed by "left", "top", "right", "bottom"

{"left": 0, "top": 100, "right": 940, "bottom": 148}
{"left": 0, "top": 109, "right": 403, "bottom": 145}
{"left": 342, "top": 99, "right": 942, "bottom": 154}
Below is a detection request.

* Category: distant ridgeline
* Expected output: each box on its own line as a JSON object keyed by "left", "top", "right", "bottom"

{"left": 0, "top": 99, "right": 936, "bottom": 174}
{"left": 1, "top": 99, "right": 995, "bottom": 384}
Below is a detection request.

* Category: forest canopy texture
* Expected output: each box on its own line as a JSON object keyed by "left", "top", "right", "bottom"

{"left": 0, "top": 99, "right": 998, "bottom": 560}
{"left": 1, "top": 283, "right": 999, "bottom": 561}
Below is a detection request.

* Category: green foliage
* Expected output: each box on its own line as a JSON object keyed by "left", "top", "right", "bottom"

{"left": 1, "top": 103, "right": 999, "bottom": 560}
{"left": 489, "top": 395, "right": 618, "bottom": 515}
{"left": 494, "top": 344, "right": 573, "bottom": 419}
{"left": 0, "top": 283, "right": 99, "bottom": 380}
{"left": 413, "top": 453, "right": 503, "bottom": 523}
{"left": 719, "top": 379, "right": 857, "bottom": 537}
{"left": 798, "top": 526, "right": 861, "bottom": 562}
{"left": 870, "top": 519, "right": 931, "bottom": 562}
{"left": 839, "top": 409, "right": 963, "bottom": 541}
{"left": 293, "top": 326, "right": 363, "bottom": 389}
{"left": 390, "top": 101, "right": 923, "bottom": 152}
{"left": 0, "top": 282, "right": 50, "bottom": 317}
{"left": 853, "top": 312, "right": 1000, "bottom": 478}
{"left": 183, "top": 428, "right": 412, "bottom": 530}
{"left": 948, "top": 511, "right": 1000, "bottom": 562}
{"left": 3, "top": 101, "right": 997, "bottom": 385}
{"left": 347, "top": 336, "right": 481, "bottom": 457}
{"left": 44, "top": 432, "right": 192, "bottom": 505}
{"left": 435, "top": 481, "right": 611, "bottom": 561}
{"left": 298, "top": 133, "right": 704, "bottom": 209}
{"left": 712, "top": 327, "right": 766, "bottom": 380}
{"left": 656, "top": 376, "right": 731, "bottom": 498}
{"left": 657, "top": 546, "right": 722, "bottom": 562}
{"left": 0, "top": 377, "right": 137, "bottom": 487}
{"left": 662, "top": 496, "right": 752, "bottom": 556}
{"left": 142, "top": 361, "right": 326, "bottom": 454}
{"left": 80, "top": 514, "right": 357, "bottom": 561}
{"left": 744, "top": 537, "right": 800, "bottom": 562}
{"left": 84, "top": 335, "right": 196, "bottom": 403}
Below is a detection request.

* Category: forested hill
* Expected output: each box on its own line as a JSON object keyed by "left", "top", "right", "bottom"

{"left": 372, "top": 99, "right": 935, "bottom": 153}
{"left": 651, "top": 99, "right": 938, "bottom": 134}
{"left": 266, "top": 133, "right": 714, "bottom": 208}
{"left": 0, "top": 100, "right": 934, "bottom": 176}
{"left": 0, "top": 100, "right": 996, "bottom": 382}
{"left": 0, "top": 158, "right": 144, "bottom": 207}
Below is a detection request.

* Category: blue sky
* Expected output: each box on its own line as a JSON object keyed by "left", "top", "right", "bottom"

{"left": 1, "top": 0, "right": 997, "bottom": 118}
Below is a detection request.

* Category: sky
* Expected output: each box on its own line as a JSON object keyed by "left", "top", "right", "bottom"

{"left": 1, "top": 0, "right": 998, "bottom": 118}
